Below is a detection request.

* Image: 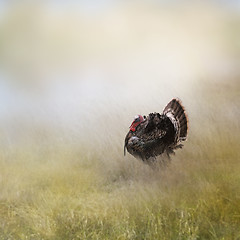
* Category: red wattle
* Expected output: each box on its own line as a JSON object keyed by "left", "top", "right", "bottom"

{"left": 130, "top": 122, "right": 139, "bottom": 132}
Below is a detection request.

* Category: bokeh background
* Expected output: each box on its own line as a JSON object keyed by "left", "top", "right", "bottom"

{"left": 0, "top": 0, "right": 239, "bottom": 149}
{"left": 0, "top": 1, "right": 240, "bottom": 239}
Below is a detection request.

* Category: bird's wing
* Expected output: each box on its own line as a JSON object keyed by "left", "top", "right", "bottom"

{"left": 139, "top": 113, "right": 167, "bottom": 141}
{"left": 124, "top": 114, "right": 168, "bottom": 159}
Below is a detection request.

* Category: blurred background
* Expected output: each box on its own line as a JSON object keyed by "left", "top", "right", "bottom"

{"left": 1, "top": 2, "right": 240, "bottom": 238}
{"left": 0, "top": 0, "right": 239, "bottom": 153}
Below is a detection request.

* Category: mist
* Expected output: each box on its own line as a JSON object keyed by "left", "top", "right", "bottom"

{"left": 0, "top": 1, "right": 239, "bottom": 145}
{"left": 0, "top": 1, "right": 240, "bottom": 239}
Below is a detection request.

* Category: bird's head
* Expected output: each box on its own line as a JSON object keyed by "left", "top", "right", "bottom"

{"left": 129, "top": 115, "right": 144, "bottom": 132}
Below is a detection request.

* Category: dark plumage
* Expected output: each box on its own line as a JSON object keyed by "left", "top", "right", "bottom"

{"left": 124, "top": 98, "right": 188, "bottom": 161}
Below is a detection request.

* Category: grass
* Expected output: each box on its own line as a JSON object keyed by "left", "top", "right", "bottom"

{"left": 0, "top": 120, "right": 240, "bottom": 240}
{"left": 0, "top": 79, "right": 239, "bottom": 240}
{"left": 0, "top": 2, "right": 240, "bottom": 238}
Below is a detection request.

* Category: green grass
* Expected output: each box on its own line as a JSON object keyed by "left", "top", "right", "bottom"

{"left": 0, "top": 2, "right": 240, "bottom": 238}
{"left": 0, "top": 124, "right": 240, "bottom": 240}
{"left": 0, "top": 78, "right": 240, "bottom": 240}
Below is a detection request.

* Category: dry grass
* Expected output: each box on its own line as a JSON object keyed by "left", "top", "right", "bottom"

{"left": 0, "top": 2, "right": 240, "bottom": 239}
{"left": 0, "top": 86, "right": 240, "bottom": 239}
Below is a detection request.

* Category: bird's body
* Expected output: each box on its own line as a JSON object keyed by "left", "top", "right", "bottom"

{"left": 124, "top": 99, "right": 188, "bottom": 161}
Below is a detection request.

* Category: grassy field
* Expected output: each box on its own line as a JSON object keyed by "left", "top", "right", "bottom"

{"left": 0, "top": 2, "right": 240, "bottom": 239}
{"left": 0, "top": 80, "right": 240, "bottom": 240}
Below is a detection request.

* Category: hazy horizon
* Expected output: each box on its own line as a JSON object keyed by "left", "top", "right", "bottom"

{"left": 0, "top": 1, "right": 239, "bottom": 148}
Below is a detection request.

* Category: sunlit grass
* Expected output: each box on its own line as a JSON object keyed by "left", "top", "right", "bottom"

{"left": 0, "top": 118, "right": 240, "bottom": 240}
{"left": 0, "top": 2, "right": 240, "bottom": 239}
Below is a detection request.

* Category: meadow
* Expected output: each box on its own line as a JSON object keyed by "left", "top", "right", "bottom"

{"left": 0, "top": 80, "right": 240, "bottom": 240}
{"left": 1, "top": 2, "right": 240, "bottom": 239}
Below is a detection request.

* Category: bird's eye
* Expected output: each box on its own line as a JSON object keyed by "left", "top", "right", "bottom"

{"left": 134, "top": 115, "right": 140, "bottom": 122}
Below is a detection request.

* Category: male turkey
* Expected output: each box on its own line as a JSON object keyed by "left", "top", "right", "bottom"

{"left": 124, "top": 98, "right": 188, "bottom": 161}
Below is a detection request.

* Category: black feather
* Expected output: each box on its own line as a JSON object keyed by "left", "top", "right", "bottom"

{"left": 124, "top": 99, "right": 188, "bottom": 161}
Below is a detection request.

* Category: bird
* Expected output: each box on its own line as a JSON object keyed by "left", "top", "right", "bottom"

{"left": 124, "top": 98, "right": 188, "bottom": 162}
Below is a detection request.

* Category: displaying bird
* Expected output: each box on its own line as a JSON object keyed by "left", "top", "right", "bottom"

{"left": 124, "top": 98, "right": 188, "bottom": 162}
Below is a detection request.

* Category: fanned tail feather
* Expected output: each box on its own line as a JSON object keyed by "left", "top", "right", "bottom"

{"left": 163, "top": 98, "right": 188, "bottom": 142}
